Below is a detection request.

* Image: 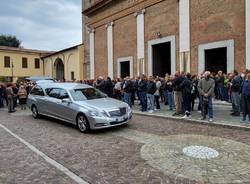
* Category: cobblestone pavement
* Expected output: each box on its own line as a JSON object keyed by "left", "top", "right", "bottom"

{"left": 1, "top": 108, "right": 250, "bottom": 184}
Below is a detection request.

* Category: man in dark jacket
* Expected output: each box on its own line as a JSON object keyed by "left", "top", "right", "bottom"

{"left": 6, "top": 84, "right": 15, "bottom": 113}
{"left": 138, "top": 75, "right": 147, "bottom": 112}
{"left": 104, "top": 77, "right": 113, "bottom": 97}
{"left": 216, "top": 71, "right": 226, "bottom": 101}
{"left": 146, "top": 76, "right": 156, "bottom": 113}
{"left": 180, "top": 73, "right": 192, "bottom": 118}
{"left": 230, "top": 70, "right": 242, "bottom": 116}
{"left": 123, "top": 77, "right": 133, "bottom": 107}
{"left": 131, "top": 79, "right": 137, "bottom": 105}
{"left": 12, "top": 83, "right": 18, "bottom": 110}
{"left": 0, "top": 84, "right": 4, "bottom": 108}
{"left": 241, "top": 73, "right": 250, "bottom": 124}
{"left": 172, "top": 71, "right": 184, "bottom": 116}
{"left": 165, "top": 75, "right": 175, "bottom": 110}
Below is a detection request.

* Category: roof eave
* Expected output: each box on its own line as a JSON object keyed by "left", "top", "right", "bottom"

{"left": 41, "top": 43, "right": 83, "bottom": 59}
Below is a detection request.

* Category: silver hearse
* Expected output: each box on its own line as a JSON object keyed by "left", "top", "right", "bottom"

{"left": 27, "top": 83, "right": 132, "bottom": 133}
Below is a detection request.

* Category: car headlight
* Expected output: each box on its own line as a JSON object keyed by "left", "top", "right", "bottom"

{"left": 102, "top": 110, "right": 111, "bottom": 117}
{"left": 89, "top": 110, "right": 101, "bottom": 117}
{"left": 127, "top": 106, "right": 132, "bottom": 113}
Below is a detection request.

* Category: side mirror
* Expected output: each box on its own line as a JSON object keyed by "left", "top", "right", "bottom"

{"left": 62, "top": 98, "right": 72, "bottom": 104}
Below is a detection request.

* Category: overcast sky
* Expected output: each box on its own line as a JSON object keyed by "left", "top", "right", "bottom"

{"left": 0, "top": 0, "right": 82, "bottom": 51}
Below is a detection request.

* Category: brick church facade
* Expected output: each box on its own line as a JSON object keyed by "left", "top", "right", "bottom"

{"left": 82, "top": 0, "right": 250, "bottom": 79}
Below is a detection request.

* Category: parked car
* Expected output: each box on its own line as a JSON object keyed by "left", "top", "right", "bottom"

{"left": 25, "top": 76, "right": 55, "bottom": 84}
{"left": 27, "top": 83, "right": 132, "bottom": 133}
{"left": 35, "top": 80, "right": 55, "bottom": 85}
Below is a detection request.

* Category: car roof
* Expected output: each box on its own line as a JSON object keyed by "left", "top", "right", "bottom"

{"left": 37, "top": 82, "right": 93, "bottom": 90}
{"left": 36, "top": 80, "right": 55, "bottom": 84}
{"left": 26, "top": 76, "right": 54, "bottom": 82}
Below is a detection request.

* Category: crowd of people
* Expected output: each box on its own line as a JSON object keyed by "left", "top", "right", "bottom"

{"left": 1, "top": 69, "right": 250, "bottom": 124}
{"left": 0, "top": 81, "right": 33, "bottom": 113}
{"left": 83, "top": 69, "right": 250, "bottom": 124}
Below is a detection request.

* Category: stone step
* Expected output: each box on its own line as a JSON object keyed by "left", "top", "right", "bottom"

{"left": 134, "top": 99, "right": 232, "bottom": 107}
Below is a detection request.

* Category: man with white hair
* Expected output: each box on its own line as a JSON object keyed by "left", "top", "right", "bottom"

{"left": 95, "top": 76, "right": 105, "bottom": 93}
{"left": 198, "top": 71, "right": 215, "bottom": 122}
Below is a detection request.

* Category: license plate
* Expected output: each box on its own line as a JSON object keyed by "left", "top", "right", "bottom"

{"left": 116, "top": 116, "right": 127, "bottom": 122}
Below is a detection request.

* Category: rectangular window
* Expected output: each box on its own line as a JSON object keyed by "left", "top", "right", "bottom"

{"left": 71, "top": 71, "right": 75, "bottom": 81}
{"left": 22, "top": 57, "right": 28, "bottom": 68}
{"left": 34, "top": 58, "right": 40, "bottom": 69}
{"left": 4, "top": 56, "right": 10, "bottom": 68}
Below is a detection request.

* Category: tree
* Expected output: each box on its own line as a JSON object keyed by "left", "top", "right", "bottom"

{"left": 0, "top": 34, "right": 21, "bottom": 47}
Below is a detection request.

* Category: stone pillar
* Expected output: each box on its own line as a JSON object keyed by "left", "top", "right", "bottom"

{"left": 106, "top": 22, "right": 114, "bottom": 79}
{"left": 51, "top": 58, "right": 55, "bottom": 79}
{"left": 246, "top": 0, "right": 250, "bottom": 69}
{"left": 135, "top": 9, "right": 145, "bottom": 76}
{"left": 179, "top": 0, "right": 190, "bottom": 73}
{"left": 89, "top": 28, "right": 95, "bottom": 79}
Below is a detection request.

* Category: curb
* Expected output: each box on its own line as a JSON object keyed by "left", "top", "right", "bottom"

{"left": 133, "top": 111, "right": 250, "bottom": 131}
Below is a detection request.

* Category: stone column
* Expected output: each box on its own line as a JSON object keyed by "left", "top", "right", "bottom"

{"left": 179, "top": 0, "right": 190, "bottom": 73}
{"left": 246, "top": 0, "right": 250, "bottom": 69}
{"left": 135, "top": 9, "right": 145, "bottom": 76}
{"left": 106, "top": 22, "right": 114, "bottom": 79}
{"left": 89, "top": 28, "right": 95, "bottom": 79}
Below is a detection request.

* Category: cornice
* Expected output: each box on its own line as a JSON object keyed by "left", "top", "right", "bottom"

{"left": 82, "top": 0, "right": 113, "bottom": 15}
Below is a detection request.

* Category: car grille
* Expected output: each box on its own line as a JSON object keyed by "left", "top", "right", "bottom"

{"left": 120, "top": 107, "right": 126, "bottom": 116}
{"left": 109, "top": 107, "right": 127, "bottom": 117}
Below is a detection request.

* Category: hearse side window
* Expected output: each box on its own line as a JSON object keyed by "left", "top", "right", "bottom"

{"left": 59, "top": 89, "right": 69, "bottom": 99}
{"left": 45, "top": 88, "right": 52, "bottom": 95}
{"left": 47, "top": 88, "right": 61, "bottom": 99}
{"left": 30, "top": 86, "right": 45, "bottom": 96}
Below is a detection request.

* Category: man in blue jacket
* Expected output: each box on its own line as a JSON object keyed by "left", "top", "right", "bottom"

{"left": 241, "top": 73, "right": 250, "bottom": 124}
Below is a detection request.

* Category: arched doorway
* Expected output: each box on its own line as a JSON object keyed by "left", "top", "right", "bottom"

{"left": 54, "top": 58, "right": 64, "bottom": 81}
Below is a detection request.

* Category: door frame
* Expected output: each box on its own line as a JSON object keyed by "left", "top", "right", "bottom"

{"left": 148, "top": 35, "right": 176, "bottom": 75}
{"left": 198, "top": 39, "right": 234, "bottom": 73}
{"left": 117, "top": 56, "right": 133, "bottom": 78}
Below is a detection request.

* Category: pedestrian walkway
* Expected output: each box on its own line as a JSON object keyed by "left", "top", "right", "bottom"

{"left": 132, "top": 100, "right": 250, "bottom": 130}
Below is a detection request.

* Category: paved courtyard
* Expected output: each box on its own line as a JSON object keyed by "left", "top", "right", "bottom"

{"left": 1, "top": 108, "right": 250, "bottom": 184}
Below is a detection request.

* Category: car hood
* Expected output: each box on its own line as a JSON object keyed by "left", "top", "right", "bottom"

{"left": 74, "top": 98, "right": 127, "bottom": 110}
